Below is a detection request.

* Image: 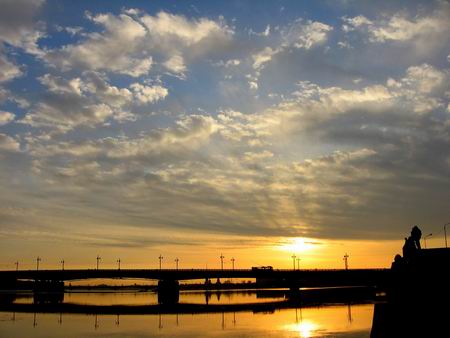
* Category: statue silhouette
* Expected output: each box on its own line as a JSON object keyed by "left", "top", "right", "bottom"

{"left": 402, "top": 225, "right": 422, "bottom": 261}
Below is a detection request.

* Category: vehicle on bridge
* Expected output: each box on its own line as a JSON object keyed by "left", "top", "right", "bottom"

{"left": 251, "top": 266, "right": 273, "bottom": 271}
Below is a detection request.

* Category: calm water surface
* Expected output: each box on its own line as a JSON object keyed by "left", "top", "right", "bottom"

{"left": 0, "top": 291, "right": 373, "bottom": 337}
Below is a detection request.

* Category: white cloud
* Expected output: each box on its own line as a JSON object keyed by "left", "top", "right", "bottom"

{"left": 163, "top": 54, "right": 187, "bottom": 77}
{"left": 282, "top": 19, "right": 333, "bottom": 49}
{"left": 369, "top": 14, "right": 448, "bottom": 43}
{"left": 0, "top": 111, "right": 15, "bottom": 126}
{"left": 130, "top": 83, "right": 168, "bottom": 104}
{"left": 252, "top": 47, "right": 280, "bottom": 70}
{"left": 342, "top": 15, "right": 373, "bottom": 32}
{"left": 0, "top": 54, "right": 22, "bottom": 83}
{"left": 46, "top": 13, "right": 150, "bottom": 76}
{"left": 45, "top": 10, "right": 233, "bottom": 78}
{"left": 22, "top": 73, "right": 135, "bottom": 131}
{"left": 387, "top": 64, "right": 449, "bottom": 113}
{"left": 0, "top": 133, "right": 20, "bottom": 152}
{"left": 342, "top": 5, "right": 450, "bottom": 56}
{"left": 38, "top": 73, "right": 83, "bottom": 95}
{"left": 402, "top": 63, "right": 448, "bottom": 95}
{"left": 140, "top": 11, "right": 232, "bottom": 46}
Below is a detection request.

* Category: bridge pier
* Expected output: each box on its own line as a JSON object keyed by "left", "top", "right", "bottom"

{"left": 157, "top": 280, "right": 180, "bottom": 304}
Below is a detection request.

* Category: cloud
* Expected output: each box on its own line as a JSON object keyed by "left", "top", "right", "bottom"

{"left": 386, "top": 63, "right": 448, "bottom": 113}
{"left": 252, "top": 47, "right": 280, "bottom": 70}
{"left": 1, "top": 1, "right": 450, "bottom": 245}
{"left": 342, "top": 4, "right": 450, "bottom": 56}
{"left": 46, "top": 13, "right": 150, "bottom": 76}
{"left": 28, "top": 114, "right": 219, "bottom": 160}
{"left": 0, "top": 54, "right": 23, "bottom": 83}
{"left": 163, "top": 54, "right": 187, "bottom": 77}
{"left": 0, "top": 111, "right": 15, "bottom": 126}
{"left": 282, "top": 19, "right": 333, "bottom": 49}
{"left": 45, "top": 10, "right": 233, "bottom": 77}
{"left": 130, "top": 83, "right": 168, "bottom": 104}
{"left": 0, "top": 133, "right": 20, "bottom": 152}
{"left": 0, "top": 0, "right": 45, "bottom": 54}
{"left": 140, "top": 11, "right": 231, "bottom": 46}
{"left": 21, "top": 73, "right": 134, "bottom": 131}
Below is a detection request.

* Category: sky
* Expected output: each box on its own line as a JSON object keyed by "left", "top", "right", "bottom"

{"left": 0, "top": 0, "right": 449, "bottom": 270}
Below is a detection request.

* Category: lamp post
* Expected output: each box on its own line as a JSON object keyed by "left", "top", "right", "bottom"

{"left": 159, "top": 255, "right": 163, "bottom": 270}
{"left": 424, "top": 233, "right": 432, "bottom": 249}
{"left": 96, "top": 255, "right": 101, "bottom": 270}
{"left": 231, "top": 257, "right": 235, "bottom": 270}
{"left": 343, "top": 253, "right": 349, "bottom": 270}
{"left": 60, "top": 259, "right": 65, "bottom": 271}
{"left": 175, "top": 258, "right": 179, "bottom": 270}
{"left": 291, "top": 254, "right": 296, "bottom": 270}
{"left": 15, "top": 261, "right": 19, "bottom": 271}
{"left": 36, "top": 257, "right": 41, "bottom": 271}
{"left": 220, "top": 254, "right": 225, "bottom": 270}
{"left": 296, "top": 258, "right": 301, "bottom": 270}
{"left": 117, "top": 258, "right": 121, "bottom": 270}
{"left": 444, "top": 223, "right": 450, "bottom": 248}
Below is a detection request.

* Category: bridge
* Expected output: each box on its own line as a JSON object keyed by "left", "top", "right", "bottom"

{"left": 0, "top": 268, "right": 389, "bottom": 286}
{"left": 0, "top": 267, "right": 389, "bottom": 304}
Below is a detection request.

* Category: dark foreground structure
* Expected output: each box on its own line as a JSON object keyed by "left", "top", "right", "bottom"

{"left": 371, "top": 248, "right": 450, "bottom": 337}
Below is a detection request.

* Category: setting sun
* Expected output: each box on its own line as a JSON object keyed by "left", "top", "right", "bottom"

{"left": 278, "top": 238, "right": 318, "bottom": 254}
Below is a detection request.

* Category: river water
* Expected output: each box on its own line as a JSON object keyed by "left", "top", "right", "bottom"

{"left": 0, "top": 290, "right": 374, "bottom": 337}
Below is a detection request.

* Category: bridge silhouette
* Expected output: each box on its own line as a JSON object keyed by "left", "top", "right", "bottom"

{"left": 0, "top": 268, "right": 389, "bottom": 287}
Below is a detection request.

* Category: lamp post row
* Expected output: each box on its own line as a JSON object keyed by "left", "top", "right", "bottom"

{"left": 16, "top": 222, "right": 450, "bottom": 273}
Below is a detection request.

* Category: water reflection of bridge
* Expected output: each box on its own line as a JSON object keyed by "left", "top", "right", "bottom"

{"left": 6, "top": 303, "right": 360, "bottom": 331}
{"left": 1, "top": 298, "right": 365, "bottom": 329}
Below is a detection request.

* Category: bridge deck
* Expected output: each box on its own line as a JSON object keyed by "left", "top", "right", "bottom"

{"left": 0, "top": 268, "right": 390, "bottom": 287}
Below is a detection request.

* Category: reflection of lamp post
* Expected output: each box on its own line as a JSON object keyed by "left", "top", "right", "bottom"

{"left": 424, "top": 233, "right": 432, "bottom": 249}
{"left": 444, "top": 223, "right": 450, "bottom": 248}
{"left": 291, "top": 254, "right": 296, "bottom": 270}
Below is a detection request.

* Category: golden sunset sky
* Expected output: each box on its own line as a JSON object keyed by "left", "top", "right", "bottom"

{"left": 0, "top": 0, "right": 449, "bottom": 270}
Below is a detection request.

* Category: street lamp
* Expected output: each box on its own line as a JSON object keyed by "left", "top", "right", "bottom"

{"left": 15, "top": 261, "right": 19, "bottom": 271}
{"left": 343, "top": 253, "right": 349, "bottom": 270}
{"left": 291, "top": 254, "right": 296, "bottom": 270}
{"left": 60, "top": 259, "right": 65, "bottom": 271}
{"left": 220, "top": 254, "right": 225, "bottom": 270}
{"left": 231, "top": 257, "right": 235, "bottom": 270}
{"left": 117, "top": 258, "right": 121, "bottom": 270}
{"left": 36, "top": 257, "right": 41, "bottom": 271}
{"left": 296, "top": 258, "right": 301, "bottom": 270}
{"left": 96, "top": 255, "right": 101, "bottom": 270}
{"left": 424, "top": 233, "right": 432, "bottom": 249}
{"left": 444, "top": 223, "right": 450, "bottom": 248}
{"left": 175, "top": 258, "right": 179, "bottom": 270}
{"left": 159, "top": 255, "right": 163, "bottom": 270}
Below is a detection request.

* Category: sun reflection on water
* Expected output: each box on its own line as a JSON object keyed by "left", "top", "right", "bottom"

{"left": 287, "top": 320, "right": 319, "bottom": 337}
